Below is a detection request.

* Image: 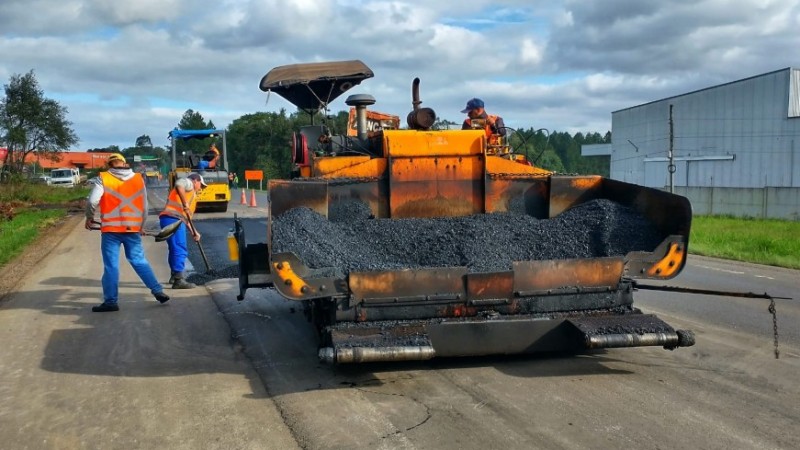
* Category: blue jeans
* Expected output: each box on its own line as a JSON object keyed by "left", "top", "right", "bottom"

{"left": 101, "top": 232, "right": 163, "bottom": 304}
{"left": 159, "top": 215, "right": 188, "bottom": 273}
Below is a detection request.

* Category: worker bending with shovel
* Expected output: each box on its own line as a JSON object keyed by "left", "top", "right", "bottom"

{"left": 159, "top": 173, "right": 206, "bottom": 289}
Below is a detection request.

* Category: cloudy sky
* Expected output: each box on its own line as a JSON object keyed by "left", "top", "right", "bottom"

{"left": 1, "top": 0, "right": 799, "bottom": 150}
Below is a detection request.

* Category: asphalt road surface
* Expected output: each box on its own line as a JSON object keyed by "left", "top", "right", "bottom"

{"left": 180, "top": 188, "right": 800, "bottom": 450}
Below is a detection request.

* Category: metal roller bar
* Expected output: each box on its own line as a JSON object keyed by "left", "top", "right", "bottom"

{"left": 586, "top": 332, "right": 679, "bottom": 349}
{"left": 319, "top": 345, "right": 436, "bottom": 364}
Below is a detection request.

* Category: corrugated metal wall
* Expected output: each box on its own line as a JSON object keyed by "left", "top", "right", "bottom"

{"left": 789, "top": 69, "right": 800, "bottom": 117}
{"left": 610, "top": 68, "right": 800, "bottom": 190}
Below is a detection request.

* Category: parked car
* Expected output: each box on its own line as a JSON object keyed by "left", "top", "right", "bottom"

{"left": 49, "top": 168, "right": 80, "bottom": 187}
{"left": 32, "top": 174, "right": 52, "bottom": 185}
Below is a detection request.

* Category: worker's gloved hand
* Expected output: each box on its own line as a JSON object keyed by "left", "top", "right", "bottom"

{"left": 84, "top": 218, "right": 94, "bottom": 230}
{"left": 193, "top": 232, "right": 201, "bottom": 242}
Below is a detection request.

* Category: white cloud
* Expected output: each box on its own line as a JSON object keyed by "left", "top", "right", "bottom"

{"left": 1, "top": 0, "right": 799, "bottom": 150}
{"left": 93, "top": 0, "right": 181, "bottom": 24}
{"left": 519, "top": 38, "right": 543, "bottom": 66}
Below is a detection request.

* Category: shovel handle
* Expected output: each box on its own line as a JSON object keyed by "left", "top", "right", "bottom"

{"left": 184, "top": 213, "right": 212, "bottom": 273}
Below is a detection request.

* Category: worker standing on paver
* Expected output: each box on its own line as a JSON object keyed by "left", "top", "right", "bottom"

{"left": 84, "top": 153, "right": 170, "bottom": 312}
{"left": 159, "top": 173, "right": 206, "bottom": 289}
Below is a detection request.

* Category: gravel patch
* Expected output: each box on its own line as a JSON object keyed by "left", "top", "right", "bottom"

{"left": 273, "top": 198, "right": 664, "bottom": 274}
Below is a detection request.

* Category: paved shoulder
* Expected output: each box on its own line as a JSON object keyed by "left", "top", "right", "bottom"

{"left": 0, "top": 217, "right": 299, "bottom": 449}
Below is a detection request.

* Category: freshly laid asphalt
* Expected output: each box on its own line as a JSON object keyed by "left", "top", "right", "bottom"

{"left": 0, "top": 215, "right": 299, "bottom": 450}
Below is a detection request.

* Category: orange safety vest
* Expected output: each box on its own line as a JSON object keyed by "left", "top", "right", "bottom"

{"left": 98, "top": 172, "right": 146, "bottom": 233}
{"left": 160, "top": 185, "right": 197, "bottom": 220}
{"left": 464, "top": 114, "right": 502, "bottom": 146}
{"left": 464, "top": 114, "right": 500, "bottom": 144}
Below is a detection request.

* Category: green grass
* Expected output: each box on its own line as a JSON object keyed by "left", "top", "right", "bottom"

{"left": 0, "top": 183, "right": 89, "bottom": 204}
{"left": 690, "top": 215, "right": 800, "bottom": 269}
{"left": 0, "top": 208, "right": 67, "bottom": 267}
{"left": 0, "top": 182, "right": 88, "bottom": 268}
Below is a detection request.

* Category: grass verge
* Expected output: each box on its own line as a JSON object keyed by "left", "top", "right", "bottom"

{"left": 0, "top": 208, "right": 68, "bottom": 267}
{"left": 0, "top": 183, "right": 89, "bottom": 268}
{"left": 0, "top": 183, "right": 89, "bottom": 204}
{"left": 690, "top": 215, "right": 800, "bottom": 270}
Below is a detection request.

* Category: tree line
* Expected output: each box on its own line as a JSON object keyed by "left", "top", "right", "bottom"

{"left": 1, "top": 70, "right": 610, "bottom": 181}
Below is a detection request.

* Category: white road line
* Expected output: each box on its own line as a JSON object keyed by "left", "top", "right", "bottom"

{"left": 694, "top": 264, "right": 744, "bottom": 275}
{"left": 694, "top": 263, "right": 776, "bottom": 280}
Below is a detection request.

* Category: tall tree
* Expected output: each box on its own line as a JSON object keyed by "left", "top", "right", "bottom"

{"left": 226, "top": 110, "right": 294, "bottom": 180}
{"left": 135, "top": 135, "right": 153, "bottom": 148}
{"left": 171, "top": 109, "right": 217, "bottom": 161}
{"left": 0, "top": 70, "right": 78, "bottom": 173}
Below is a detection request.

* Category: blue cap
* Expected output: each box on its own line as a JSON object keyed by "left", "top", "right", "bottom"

{"left": 461, "top": 98, "right": 484, "bottom": 113}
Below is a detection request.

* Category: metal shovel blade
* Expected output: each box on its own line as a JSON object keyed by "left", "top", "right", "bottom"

{"left": 90, "top": 220, "right": 181, "bottom": 241}
{"left": 154, "top": 220, "right": 182, "bottom": 242}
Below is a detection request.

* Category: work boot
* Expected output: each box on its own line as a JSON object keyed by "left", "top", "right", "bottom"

{"left": 153, "top": 291, "right": 170, "bottom": 304}
{"left": 172, "top": 277, "right": 196, "bottom": 289}
{"left": 92, "top": 302, "right": 119, "bottom": 312}
{"left": 168, "top": 271, "right": 179, "bottom": 285}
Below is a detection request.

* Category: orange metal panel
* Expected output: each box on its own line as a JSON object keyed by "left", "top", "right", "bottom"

{"left": 383, "top": 130, "right": 484, "bottom": 157}
{"left": 485, "top": 155, "right": 552, "bottom": 176}
{"left": 271, "top": 260, "right": 311, "bottom": 299}
{"left": 389, "top": 155, "right": 484, "bottom": 217}
{"left": 349, "top": 268, "right": 467, "bottom": 304}
{"left": 549, "top": 175, "right": 603, "bottom": 217}
{"left": 390, "top": 155, "right": 483, "bottom": 181}
{"left": 513, "top": 257, "right": 624, "bottom": 293}
{"left": 268, "top": 179, "right": 329, "bottom": 218}
{"left": 482, "top": 156, "right": 552, "bottom": 215}
{"left": 312, "top": 155, "right": 370, "bottom": 175}
{"left": 465, "top": 271, "right": 514, "bottom": 300}
{"left": 646, "top": 242, "right": 686, "bottom": 278}
{"left": 313, "top": 156, "right": 386, "bottom": 179}
{"left": 484, "top": 178, "right": 550, "bottom": 217}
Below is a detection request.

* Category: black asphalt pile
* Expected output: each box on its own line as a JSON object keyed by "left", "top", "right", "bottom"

{"left": 272, "top": 199, "right": 665, "bottom": 274}
{"left": 186, "top": 264, "right": 239, "bottom": 285}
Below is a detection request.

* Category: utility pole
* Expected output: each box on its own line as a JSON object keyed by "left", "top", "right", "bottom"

{"left": 668, "top": 104, "right": 675, "bottom": 193}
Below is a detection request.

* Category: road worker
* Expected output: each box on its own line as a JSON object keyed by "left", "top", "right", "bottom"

{"left": 198, "top": 144, "right": 220, "bottom": 170}
{"left": 159, "top": 173, "right": 206, "bottom": 289}
{"left": 460, "top": 98, "right": 507, "bottom": 145}
{"left": 84, "top": 153, "right": 169, "bottom": 311}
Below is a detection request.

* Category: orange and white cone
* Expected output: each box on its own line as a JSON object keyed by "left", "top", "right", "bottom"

{"left": 240, "top": 189, "right": 247, "bottom": 205}
{"left": 249, "top": 189, "right": 258, "bottom": 207}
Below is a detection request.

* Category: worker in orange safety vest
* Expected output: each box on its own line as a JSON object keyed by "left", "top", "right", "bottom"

{"left": 84, "top": 153, "right": 169, "bottom": 312}
{"left": 159, "top": 173, "right": 207, "bottom": 289}
{"left": 460, "top": 97, "right": 507, "bottom": 146}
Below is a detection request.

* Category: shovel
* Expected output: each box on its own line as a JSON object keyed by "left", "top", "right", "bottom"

{"left": 184, "top": 213, "right": 212, "bottom": 273}
{"left": 89, "top": 220, "right": 181, "bottom": 242}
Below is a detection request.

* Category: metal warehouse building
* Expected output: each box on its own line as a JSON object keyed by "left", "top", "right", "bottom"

{"left": 584, "top": 67, "right": 800, "bottom": 220}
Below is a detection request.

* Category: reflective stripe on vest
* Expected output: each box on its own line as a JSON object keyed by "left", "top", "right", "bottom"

{"left": 99, "top": 172, "right": 146, "bottom": 233}
{"left": 160, "top": 187, "right": 197, "bottom": 220}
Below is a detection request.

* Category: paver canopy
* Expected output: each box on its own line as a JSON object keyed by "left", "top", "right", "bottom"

{"left": 260, "top": 60, "right": 374, "bottom": 113}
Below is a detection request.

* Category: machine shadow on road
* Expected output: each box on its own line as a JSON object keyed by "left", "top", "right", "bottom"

{"left": 209, "top": 281, "right": 638, "bottom": 399}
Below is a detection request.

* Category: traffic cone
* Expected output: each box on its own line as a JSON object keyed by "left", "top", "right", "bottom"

{"left": 240, "top": 189, "right": 247, "bottom": 205}
{"left": 249, "top": 189, "right": 258, "bottom": 207}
